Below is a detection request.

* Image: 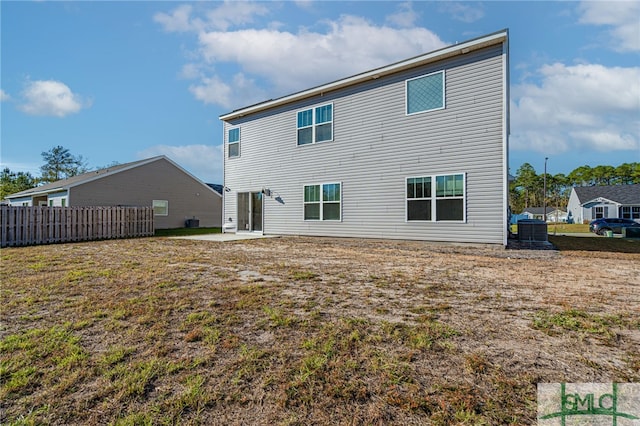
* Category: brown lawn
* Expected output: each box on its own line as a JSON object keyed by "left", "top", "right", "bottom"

{"left": 1, "top": 236, "right": 639, "bottom": 425}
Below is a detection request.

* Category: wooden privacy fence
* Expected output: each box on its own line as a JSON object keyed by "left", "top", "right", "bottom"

{"left": 1, "top": 206, "right": 154, "bottom": 247}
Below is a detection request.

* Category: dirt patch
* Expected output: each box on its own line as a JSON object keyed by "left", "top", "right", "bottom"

{"left": 1, "top": 236, "right": 638, "bottom": 425}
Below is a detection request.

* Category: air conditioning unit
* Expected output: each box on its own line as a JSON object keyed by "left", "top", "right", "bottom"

{"left": 517, "top": 219, "right": 548, "bottom": 242}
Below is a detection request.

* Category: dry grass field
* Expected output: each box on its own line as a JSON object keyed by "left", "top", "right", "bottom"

{"left": 1, "top": 236, "right": 639, "bottom": 425}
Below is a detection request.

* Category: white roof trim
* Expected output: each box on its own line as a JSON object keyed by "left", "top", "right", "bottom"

{"left": 220, "top": 30, "right": 508, "bottom": 121}
{"left": 580, "top": 197, "right": 621, "bottom": 207}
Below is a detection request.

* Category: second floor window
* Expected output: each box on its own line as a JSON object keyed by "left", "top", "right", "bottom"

{"left": 297, "top": 103, "right": 333, "bottom": 145}
{"left": 406, "top": 70, "right": 445, "bottom": 115}
{"left": 228, "top": 128, "right": 240, "bottom": 158}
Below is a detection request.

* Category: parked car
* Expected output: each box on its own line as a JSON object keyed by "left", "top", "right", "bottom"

{"left": 589, "top": 218, "right": 640, "bottom": 235}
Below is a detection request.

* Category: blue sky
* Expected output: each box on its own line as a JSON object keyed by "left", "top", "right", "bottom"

{"left": 1, "top": 1, "right": 639, "bottom": 184}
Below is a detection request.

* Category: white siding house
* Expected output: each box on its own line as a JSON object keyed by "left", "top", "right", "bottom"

{"left": 521, "top": 207, "right": 568, "bottom": 223}
{"left": 567, "top": 184, "right": 640, "bottom": 224}
{"left": 220, "top": 30, "right": 510, "bottom": 245}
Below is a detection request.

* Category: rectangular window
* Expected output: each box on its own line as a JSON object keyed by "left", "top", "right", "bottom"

{"left": 297, "top": 103, "right": 333, "bottom": 145}
{"left": 61, "top": 199, "right": 66, "bottom": 207}
{"left": 406, "top": 173, "right": 465, "bottom": 222}
{"left": 436, "top": 174, "right": 464, "bottom": 221}
{"left": 406, "top": 70, "right": 445, "bottom": 115}
{"left": 593, "top": 206, "right": 608, "bottom": 219}
{"left": 228, "top": 127, "right": 240, "bottom": 158}
{"left": 620, "top": 206, "right": 640, "bottom": 219}
{"left": 304, "top": 185, "right": 320, "bottom": 220}
{"left": 406, "top": 177, "right": 432, "bottom": 221}
{"left": 304, "top": 182, "right": 341, "bottom": 221}
{"left": 153, "top": 200, "right": 168, "bottom": 216}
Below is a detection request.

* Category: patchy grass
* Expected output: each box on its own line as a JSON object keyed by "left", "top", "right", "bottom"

{"left": 532, "top": 309, "right": 638, "bottom": 344}
{"left": 1, "top": 236, "right": 638, "bottom": 424}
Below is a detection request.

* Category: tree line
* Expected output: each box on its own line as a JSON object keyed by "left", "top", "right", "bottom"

{"left": 1, "top": 146, "right": 89, "bottom": 199}
{"left": 510, "top": 162, "right": 640, "bottom": 214}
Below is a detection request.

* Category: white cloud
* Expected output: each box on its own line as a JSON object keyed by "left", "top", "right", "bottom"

{"left": 156, "top": 3, "right": 446, "bottom": 110}
{"left": 204, "top": 1, "right": 269, "bottom": 31}
{"left": 439, "top": 2, "right": 484, "bottom": 23}
{"left": 0, "top": 89, "right": 10, "bottom": 102}
{"left": 179, "top": 63, "right": 204, "bottom": 80}
{"left": 578, "top": 1, "right": 640, "bottom": 52}
{"left": 194, "top": 15, "right": 445, "bottom": 107}
{"left": 154, "top": 1, "right": 269, "bottom": 33}
{"left": 511, "top": 63, "right": 640, "bottom": 154}
{"left": 138, "top": 144, "right": 224, "bottom": 183}
{"left": 189, "top": 75, "right": 232, "bottom": 106}
{"left": 386, "top": 2, "right": 419, "bottom": 28}
{"left": 154, "top": 4, "right": 197, "bottom": 33}
{"left": 18, "top": 80, "right": 89, "bottom": 117}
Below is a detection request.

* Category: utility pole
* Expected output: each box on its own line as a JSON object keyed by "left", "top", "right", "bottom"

{"left": 543, "top": 157, "right": 548, "bottom": 222}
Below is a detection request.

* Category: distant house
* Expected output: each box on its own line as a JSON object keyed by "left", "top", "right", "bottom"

{"left": 521, "top": 207, "right": 568, "bottom": 223}
{"left": 5, "top": 156, "right": 222, "bottom": 229}
{"left": 220, "top": 30, "right": 510, "bottom": 245}
{"left": 566, "top": 184, "right": 640, "bottom": 224}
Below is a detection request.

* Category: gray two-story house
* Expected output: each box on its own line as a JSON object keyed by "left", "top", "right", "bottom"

{"left": 220, "top": 29, "right": 510, "bottom": 245}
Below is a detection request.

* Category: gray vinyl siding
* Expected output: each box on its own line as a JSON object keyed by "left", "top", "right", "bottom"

{"left": 224, "top": 44, "right": 507, "bottom": 244}
{"left": 71, "top": 159, "right": 222, "bottom": 229}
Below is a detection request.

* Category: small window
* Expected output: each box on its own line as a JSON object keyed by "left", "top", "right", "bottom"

{"left": 304, "top": 182, "right": 341, "bottom": 221}
{"left": 304, "top": 185, "right": 320, "bottom": 220}
{"left": 49, "top": 200, "right": 54, "bottom": 207}
{"left": 593, "top": 206, "right": 608, "bottom": 219}
{"left": 228, "top": 128, "right": 240, "bottom": 158}
{"left": 153, "top": 200, "right": 168, "bottom": 216}
{"left": 322, "top": 183, "right": 341, "bottom": 220}
{"left": 406, "top": 70, "right": 445, "bottom": 115}
{"left": 61, "top": 199, "right": 66, "bottom": 207}
{"left": 297, "top": 104, "right": 333, "bottom": 145}
{"left": 435, "top": 174, "right": 464, "bottom": 221}
{"left": 406, "top": 177, "right": 432, "bottom": 221}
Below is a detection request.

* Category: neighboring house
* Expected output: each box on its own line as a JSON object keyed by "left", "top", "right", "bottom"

{"left": 566, "top": 184, "right": 640, "bottom": 224}
{"left": 220, "top": 30, "right": 510, "bottom": 245}
{"left": 5, "top": 156, "right": 222, "bottom": 229}
{"left": 521, "top": 207, "right": 568, "bottom": 223}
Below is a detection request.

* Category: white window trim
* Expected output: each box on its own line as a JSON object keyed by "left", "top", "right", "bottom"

{"left": 303, "top": 181, "right": 342, "bottom": 221}
{"left": 405, "top": 176, "right": 432, "bottom": 222}
{"left": 405, "top": 70, "right": 446, "bottom": 116}
{"left": 228, "top": 127, "right": 241, "bottom": 158}
{"left": 620, "top": 206, "right": 640, "bottom": 219}
{"left": 153, "top": 200, "right": 169, "bottom": 216}
{"left": 296, "top": 102, "right": 334, "bottom": 146}
{"left": 405, "top": 172, "right": 466, "bottom": 223}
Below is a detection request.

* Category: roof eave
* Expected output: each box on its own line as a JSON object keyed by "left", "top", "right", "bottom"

{"left": 220, "top": 29, "right": 508, "bottom": 121}
{"left": 6, "top": 187, "right": 67, "bottom": 199}
{"left": 580, "top": 197, "right": 619, "bottom": 206}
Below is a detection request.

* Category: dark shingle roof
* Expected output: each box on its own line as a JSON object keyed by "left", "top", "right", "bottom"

{"left": 574, "top": 184, "right": 640, "bottom": 205}
{"left": 206, "top": 184, "right": 223, "bottom": 195}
